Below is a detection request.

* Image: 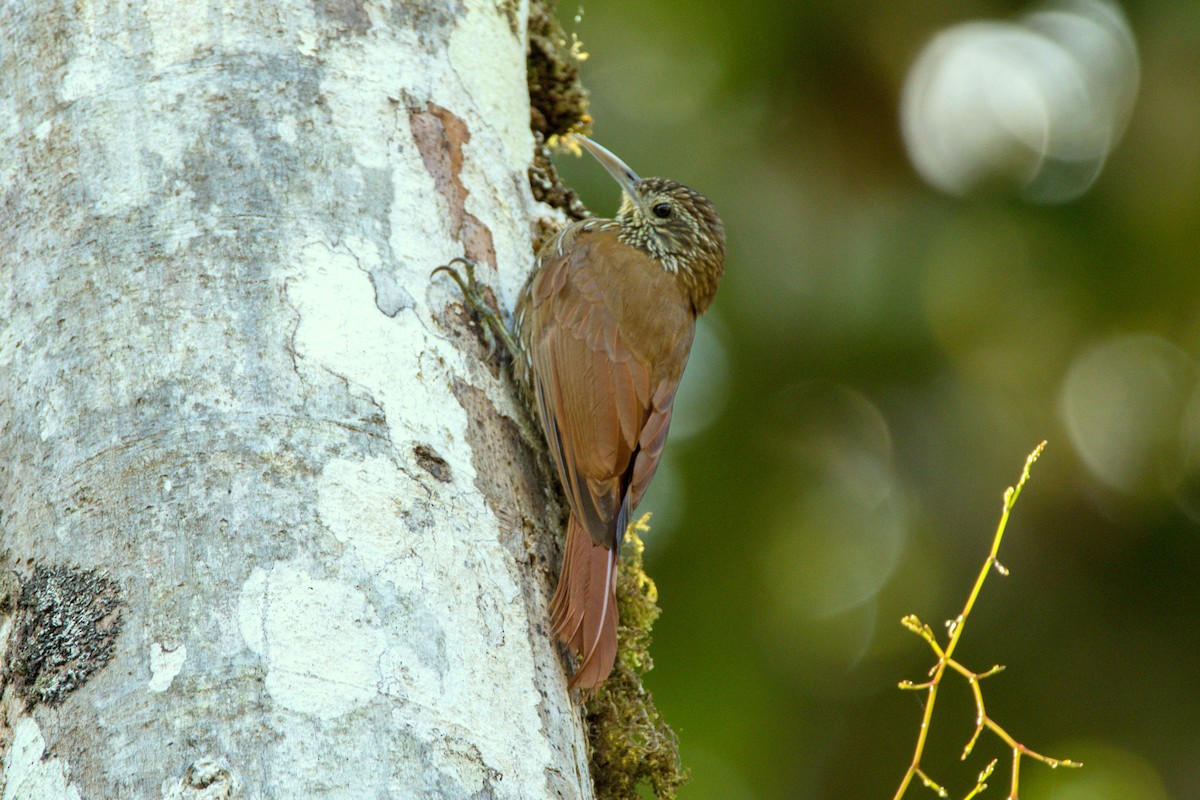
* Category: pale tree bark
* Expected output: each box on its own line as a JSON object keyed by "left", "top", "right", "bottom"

{"left": 0, "top": 1, "right": 593, "bottom": 798}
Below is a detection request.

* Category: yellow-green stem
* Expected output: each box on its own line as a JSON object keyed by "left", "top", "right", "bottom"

{"left": 893, "top": 442, "right": 1056, "bottom": 800}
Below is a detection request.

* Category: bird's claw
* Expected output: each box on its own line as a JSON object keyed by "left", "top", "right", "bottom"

{"left": 431, "top": 257, "right": 484, "bottom": 309}
{"left": 432, "top": 257, "right": 519, "bottom": 360}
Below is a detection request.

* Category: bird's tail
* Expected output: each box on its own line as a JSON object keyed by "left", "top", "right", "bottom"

{"left": 549, "top": 515, "right": 619, "bottom": 689}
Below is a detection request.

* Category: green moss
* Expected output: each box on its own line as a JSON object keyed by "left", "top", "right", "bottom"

{"left": 585, "top": 516, "right": 688, "bottom": 800}
{"left": 527, "top": 0, "right": 590, "bottom": 141}
{"left": 526, "top": 0, "right": 590, "bottom": 222}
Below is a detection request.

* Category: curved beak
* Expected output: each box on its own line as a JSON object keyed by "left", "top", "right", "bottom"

{"left": 576, "top": 136, "right": 644, "bottom": 211}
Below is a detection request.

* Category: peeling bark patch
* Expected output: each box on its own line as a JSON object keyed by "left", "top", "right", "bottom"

{"left": 6, "top": 565, "right": 124, "bottom": 706}
{"left": 409, "top": 103, "right": 497, "bottom": 268}
{"left": 413, "top": 444, "right": 452, "bottom": 483}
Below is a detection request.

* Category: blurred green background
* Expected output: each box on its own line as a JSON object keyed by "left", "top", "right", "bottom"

{"left": 549, "top": 1, "right": 1200, "bottom": 798}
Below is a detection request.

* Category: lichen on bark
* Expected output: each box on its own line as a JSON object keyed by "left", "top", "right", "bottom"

{"left": 5, "top": 564, "right": 124, "bottom": 706}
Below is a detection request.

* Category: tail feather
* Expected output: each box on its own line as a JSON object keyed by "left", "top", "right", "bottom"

{"left": 549, "top": 515, "right": 619, "bottom": 689}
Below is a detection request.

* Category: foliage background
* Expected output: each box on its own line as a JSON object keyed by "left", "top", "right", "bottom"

{"left": 550, "top": 1, "right": 1200, "bottom": 798}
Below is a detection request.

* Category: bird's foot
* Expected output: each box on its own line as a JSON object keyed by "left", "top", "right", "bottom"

{"left": 433, "top": 257, "right": 519, "bottom": 360}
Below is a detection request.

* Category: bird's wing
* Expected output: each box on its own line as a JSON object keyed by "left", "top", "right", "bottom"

{"left": 526, "top": 235, "right": 659, "bottom": 550}
{"left": 626, "top": 378, "right": 679, "bottom": 512}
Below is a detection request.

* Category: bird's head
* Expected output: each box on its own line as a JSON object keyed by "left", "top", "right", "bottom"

{"left": 576, "top": 136, "right": 726, "bottom": 313}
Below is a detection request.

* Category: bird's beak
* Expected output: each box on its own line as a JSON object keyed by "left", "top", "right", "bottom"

{"left": 576, "top": 136, "right": 645, "bottom": 212}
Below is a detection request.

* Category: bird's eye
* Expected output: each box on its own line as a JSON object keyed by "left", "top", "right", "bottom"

{"left": 652, "top": 203, "right": 672, "bottom": 219}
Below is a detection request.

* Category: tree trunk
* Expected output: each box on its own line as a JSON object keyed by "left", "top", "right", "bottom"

{"left": 0, "top": 1, "right": 592, "bottom": 797}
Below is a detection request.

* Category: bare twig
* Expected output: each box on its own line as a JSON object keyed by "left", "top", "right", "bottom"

{"left": 893, "top": 442, "right": 1080, "bottom": 800}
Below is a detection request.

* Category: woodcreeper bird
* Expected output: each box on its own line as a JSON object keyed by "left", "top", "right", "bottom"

{"left": 436, "top": 136, "right": 726, "bottom": 689}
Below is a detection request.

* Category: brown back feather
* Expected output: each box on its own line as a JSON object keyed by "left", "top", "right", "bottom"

{"left": 521, "top": 224, "right": 701, "bottom": 687}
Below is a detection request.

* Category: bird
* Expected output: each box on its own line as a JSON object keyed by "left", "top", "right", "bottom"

{"left": 436, "top": 136, "right": 726, "bottom": 689}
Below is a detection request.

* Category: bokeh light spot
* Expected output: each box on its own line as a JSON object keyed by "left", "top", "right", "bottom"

{"left": 1059, "top": 334, "right": 1195, "bottom": 493}
{"left": 1170, "top": 381, "right": 1200, "bottom": 522}
{"left": 901, "top": 0, "right": 1138, "bottom": 202}
{"left": 764, "top": 485, "right": 906, "bottom": 622}
{"left": 761, "top": 383, "right": 905, "bottom": 625}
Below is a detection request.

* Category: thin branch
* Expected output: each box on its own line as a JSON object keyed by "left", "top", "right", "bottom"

{"left": 893, "top": 442, "right": 1080, "bottom": 800}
